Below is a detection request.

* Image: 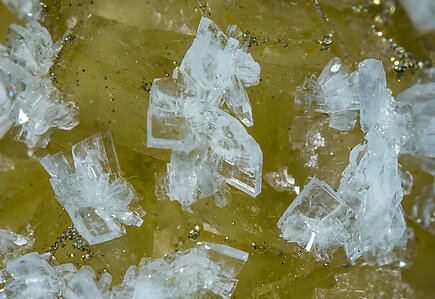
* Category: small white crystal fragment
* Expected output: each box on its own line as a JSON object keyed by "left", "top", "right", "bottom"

{"left": 397, "top": 82, "right": 435, "bottom": 159}
{"left": 400, "top": 0, "right": 435, "bottom": 33}
{"left": 0, "top": 21, "right": 79, "bottom": 147}
{"left": 40, "top": 132, "right": 145, "bottom": 245}
{"left": 412, "top": 181, "right": 435, "bottom": 235}
{"left": 1, "top": 0, "right": 42, "bottom": 19}
{"left": 194, "top": 108, "right": 263, "bottom": 197}
{"left": 295, "top": 57, "right": 360, "bottom": 131}
{"left": 0, "top": 252, "right": 75, "bottom": 298}
{"left": 112, "top": 242, "right": 248, "bottom": 299}
{"left": 314, "top": 265, "right": 412, "bottom": 298}
{"left": 63, "top": 266, "right": 112, "bottom": 299}
{"left": 265, "top": 167, "right": 300, "bottom": 193}
{"left": 0, "top": 79, "right": 12, "bottom": 139}
{"left": 0, "top": 229, "right": 34, "bottom": 267}
{"left": 357, "top": 59, "right": 392, "bottom": 133}
{"left": 17, "top": 108, "right": 29, "bottom": 124}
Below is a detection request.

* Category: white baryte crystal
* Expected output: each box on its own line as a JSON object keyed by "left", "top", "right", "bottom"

{"left": 157, "top": 149, "right": 229, "bottom": 210}
{"left": 147, "top": 17, "right": 262, "bottom": 210}
{"left": 399, "top": 163, "right": 413, "bottom": 195}
{"left": 397, "top": 82, "right": 435, "bottom": 160}
{"left": 400, "top": 0, "right": 435, "bottom": 33}
{"left": 281, "top": 59, "right": 412, "bottom": 264}
{"left": 0, "top": 20, "right": 78, "bottom": 147}
{"left": 0, "top": 253, "right": 111, "bottom": 299}
{"left": 0, "top": 252, "right": 76, "bottom": 298}
{"left": 179, "top": 17, "right": 260, "bottom": 125}
{"left": 0, "top": 229, "right": 34, "bottom": 267}
{"left": 63, "top": 266, "right": 112, "bottom": 299}
{"left": 7, "top": 21, "right": 60, "bottom": 75}
{"left": 40, "top": 132, "right": 145, "bottom": 245}
{"left": 357, "top": 59, "right": 395, "bottom": 133}
{"left": 191, "top": 107, "right": 263, "bottom": 197}
{"left": 314, "top": 265, "right": 412, "bottom": 298}
{"left": 112, "top": 242, "right": 248, "bottom": 299}
{"left": 295, "top": 57, "right": 360, "bottom": 131}
{"left": 265, "top": 167, "right": 300, "bottom": 193}
{"left": 0, "top": 79, "right": 12, "bottom": 139}
{"left": 1, "top": 0, "right": 42, "bottom": 19}
{"left": 338, "top": 139, "right": 407, "bottom": 262}
{"left": 278, "top": 177, "right": 350, "bottom": 260}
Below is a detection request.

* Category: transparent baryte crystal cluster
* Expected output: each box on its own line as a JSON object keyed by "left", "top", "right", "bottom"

{"left": 40, "top": 133, "right": 145, "bottom": 245}
{"left": 0, "top": 252, "right": 74, "bottom": 298}
{"left": 147, "top": 17, "right": 263, "bottom": 210}
{"left": 1, "top": 0, "right": 41, "bottom": 19}
{"left": 0, "top": 242, "right": 247, "bottom": 298}
{"left": 397, "top": 82, "right": 435, "bottom": 171}
{"left": 314, "top": 265, "right": 413, "bottom": 298}
{"left": 63, "top": 266, "right": 112, "bottom": 299}
{"left": 280, "top": 59, "right": 414, "bottom": 264}
{"left": 395, "top": 80, "right": 435, "bottom": 235}
{"left": 295, "top": 57, "right": 360, "bottom": 131}
{"left": 0, "top": 252, "right": 110, "bottom": 298}
{"left": 0, "top": 16, "right": 78, "bottom": 147}
{"left": 0, "top": 229, "right": 33, "bottom": 267}
{"left": 112, "top": 242, "right": 249, "bottom": 298}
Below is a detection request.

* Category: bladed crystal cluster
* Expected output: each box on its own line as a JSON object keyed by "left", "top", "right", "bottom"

{"left": 40, "top": 132, "right": 145, "bottom": 245}
{"left": 0, "top": 252, "right": 110, "bottom": 299}
{"left": 147, "top": 17, "right": 263, "bottom": 210}
{"left": 112, "top": 242, "right": 249, "bottom": 298}
{"left": 295, "top": 57, "right": 360, "bottom": 131}
{"left": 0, "top": 242, "right": 247, "bottom": 298}
{"left": 280, "top": 59, "right": 414, "bottom": 264}
{"left": 0, "top": 17, "right": 78, "bottom": 147}
{"left": 397, "top": 82, "right": 435, "bottom": 169}
{"left": 0, "top": 229, "right": 34, "bottom": 267}
{"left": 397, "top": 80, "right": 435, "bottom": 235}
{"left": 1, "top": 0, "right": 41, "bottom": 19}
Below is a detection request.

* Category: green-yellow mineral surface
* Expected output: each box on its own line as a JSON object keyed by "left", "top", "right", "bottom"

{"left": 0, "top": 0, "right": 434, "bottom": 297}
